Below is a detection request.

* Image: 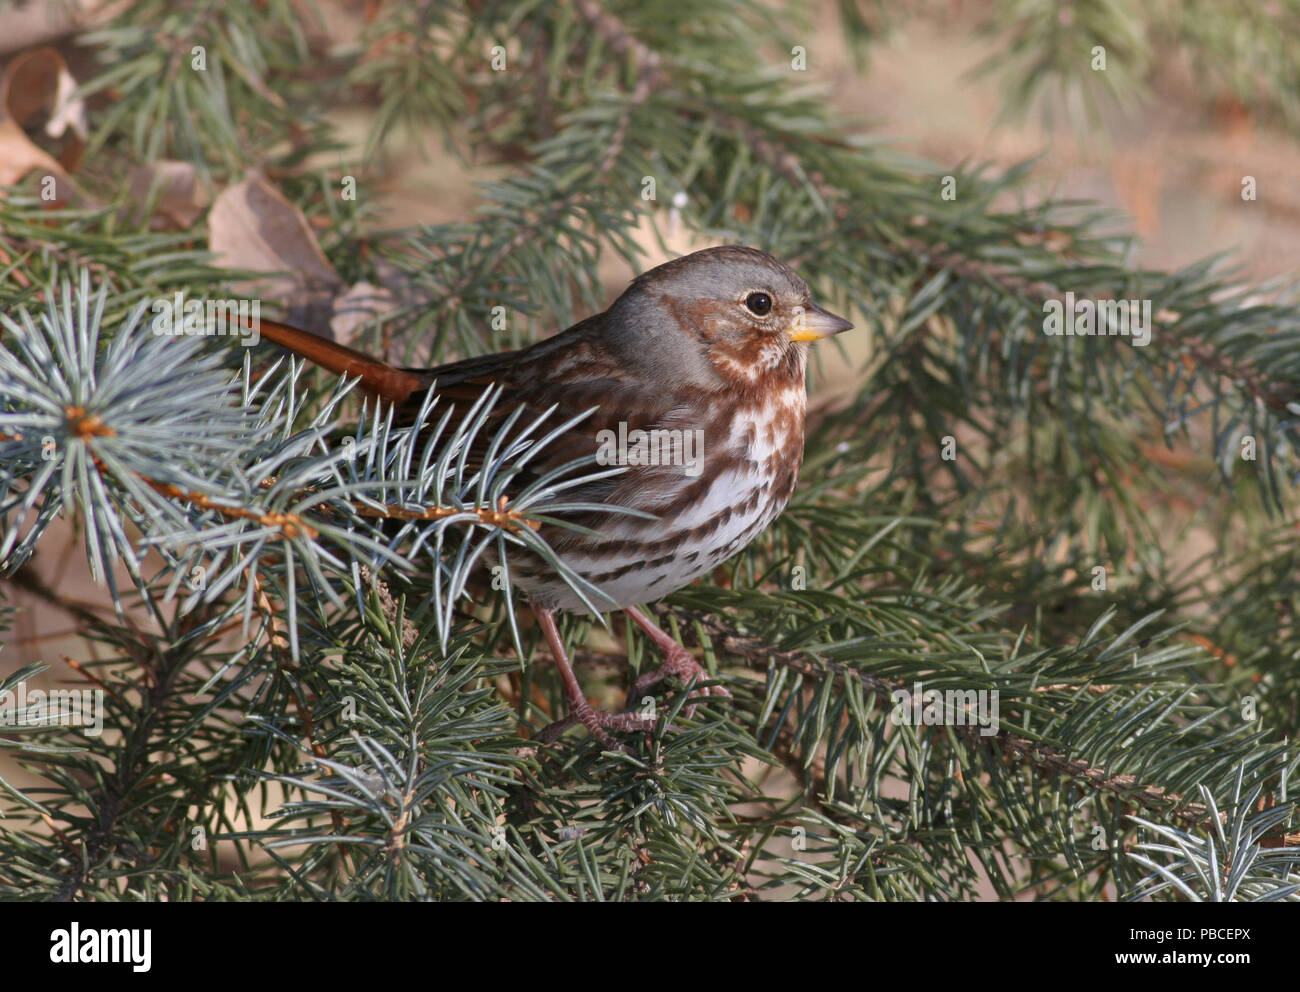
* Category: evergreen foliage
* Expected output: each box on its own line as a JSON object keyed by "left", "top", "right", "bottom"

{"left": 0, "top": 0, "right": 1297, "bottom": 901}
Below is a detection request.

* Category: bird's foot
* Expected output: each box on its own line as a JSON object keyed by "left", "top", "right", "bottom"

{"left": 533, "top": 606, "right": 655, "bottom": 751}
{"left": 534, "top": 701, "right": 655, "bottom": 750}
{"left": 531, "top": 604, "right": 728, "bottom": 750}
{"left": 624, "top": 606, "right": 730, "bottom": 719}
{"left": 628, "top": 642, "right": 724, "bottom": 711}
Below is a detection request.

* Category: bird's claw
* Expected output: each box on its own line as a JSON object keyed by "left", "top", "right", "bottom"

{"left": 630, "top": 643, "right": 730, "bottom": 719}
{"left": 536, "top": 699, "right": 656, "bottom": 752}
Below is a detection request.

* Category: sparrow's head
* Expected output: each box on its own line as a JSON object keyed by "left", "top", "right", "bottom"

{"left": 604, "top": 245, "right": 852, "bottom": 387}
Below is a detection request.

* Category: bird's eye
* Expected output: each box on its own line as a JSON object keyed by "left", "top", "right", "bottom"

{"left": 745, "top": 292, "right": 773, "bottom": 316}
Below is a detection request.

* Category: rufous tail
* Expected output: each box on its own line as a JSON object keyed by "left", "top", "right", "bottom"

{"left": 252, "top": 317, "right": 424, "bottom": 405}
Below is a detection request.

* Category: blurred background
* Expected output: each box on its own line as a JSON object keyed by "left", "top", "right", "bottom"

{"left": 1, "top": 0, "right": 1297, "bottom": 900}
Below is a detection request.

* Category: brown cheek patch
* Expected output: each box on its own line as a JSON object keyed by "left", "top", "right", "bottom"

{"left": 660, "top": 294, "right": 723, "bottom": 345}
{"left": 718, "top": 334, "right": 767, "bottom": 366}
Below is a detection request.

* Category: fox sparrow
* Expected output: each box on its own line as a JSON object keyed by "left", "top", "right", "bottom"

{"left": 253, "top": 246, "right": 852, "bottom": 746}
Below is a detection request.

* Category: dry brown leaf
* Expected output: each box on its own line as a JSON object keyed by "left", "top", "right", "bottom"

{"left": 125, "top": 160, "right": 210, "bottom": 230}
{"left": 0, "top": 0, "right": 120, "bottom": 57}
{"left": 209, "top": 172, "right": 344, "bottom": 336}
{"left": 0, "top": 117, "right": 64, "bottom": 188}
{"left": 0, "top": 47, "right": 86, "bottom": 175}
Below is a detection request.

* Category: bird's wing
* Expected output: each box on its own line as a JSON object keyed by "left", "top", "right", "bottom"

{"left": 254, "top": 316, "right": 627, "bottom": 502}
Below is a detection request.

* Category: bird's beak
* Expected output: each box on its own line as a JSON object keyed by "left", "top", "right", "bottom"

{"left": 788, "top": 303, "right": 854, "bottom": 342}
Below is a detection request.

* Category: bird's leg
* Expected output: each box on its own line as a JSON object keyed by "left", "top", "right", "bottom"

{"left": 532, "top": 606, "right": 655, "bottom": 747}
{"left": 625, "top": 605, "right": 730, "bottom": 715}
